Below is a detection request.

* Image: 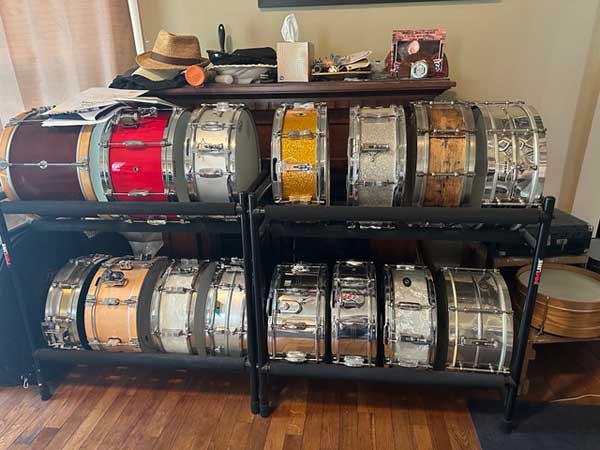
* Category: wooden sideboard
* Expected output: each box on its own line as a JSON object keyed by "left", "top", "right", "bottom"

{"left": 159, "top": 79, "right": 456, "bottom": 168}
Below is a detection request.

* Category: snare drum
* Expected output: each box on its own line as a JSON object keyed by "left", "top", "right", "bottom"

{"left": 0, "top": 108, "right": 96, "bottom": 201}
{"left": 384, "top": 265, "right": 437, "bottom": 368}
{"left": 347, "top": 105, "right": 407, "bottom": 206}
{"left": 84, "top": 256, "right": 167, "bottom": 352}
{"left": 149, "top": 259, "right": 216, "bottom": 354}
{"left": 99, "top": 107, "right": 191, "bottom": 202}
{"left": 271, "top": 103, "right": 329, "bottom": 204}
{"left": 42, "top": 255, "right": 109, "bottom": 349}
{"left": 442, "top": 268, "right": 513, "bottom": 373}
{"left": 472, "top": 101, "right": 547, "bottom": 206}
{"left": 411, "top": 101, "right": 477, "bottom": 207}
{"left": 331, "top": 261, "right": 377, "bottom": 367}
{"left": 268, "top": 263, "right": 328, "bottom": 363}
{"left": 185, "top": 103, "right": 260, "bottom": 202}
{"left": 204, "top": 259, "right": 247, "bottom": 357}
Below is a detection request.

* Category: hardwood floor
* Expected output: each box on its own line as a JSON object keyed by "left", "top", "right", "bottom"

{"left": 1, "top": 341, "right": 600, "bottom": 450}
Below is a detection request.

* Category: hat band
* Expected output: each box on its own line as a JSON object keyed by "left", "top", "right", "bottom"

{"left": 150, "top": 51, "right": 200, "bottom": 66}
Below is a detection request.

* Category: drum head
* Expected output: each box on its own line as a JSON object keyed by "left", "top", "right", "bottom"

{"left": 518, "top": 267, "right": 600, "bottom": 302}
{"left": 192, "top": 262, "right": 217, "bottom": 356}
{"left": 232, "top": 109, "right": 260, "bottom": 195}
{"left": 137, "top": 258, "right": 171, "bottom": 353}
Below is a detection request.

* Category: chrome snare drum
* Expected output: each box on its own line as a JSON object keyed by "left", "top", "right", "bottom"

{"left": 149, "top": 259, "right": 216, "bottom": 354}
{"left": 185, "top": 103, "right": 260, "bottom": 203}
{"left": 331, "top": 261, "right": 377, "bottom": 367}
{"left": 384, "top": 265, "right": 437, "bottom": 368}
{"left": 268, "top": 263, "right": 328, "bottom": 363}
{"left": 471, "top": 101, "right": 547, "bottom": 206}
{"left": 271, "top": 103, "right": 329, "bottom": 204}
{"left": 443, "top": 267, "right": 513, "bottom": 373}
{"left": 204, "top": 259, "right": 246, "bottom": 357}
{"left": 42, "top": 255, "right": 109, "bottom": 349}
{"left": 411, "top": 101, "right": 477, "bottom": 207}
{"left": 347, "top": 105, "right": 407, "bottom": 206}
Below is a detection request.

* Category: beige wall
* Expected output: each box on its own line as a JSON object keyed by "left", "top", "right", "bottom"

{"left": 138, "top": 0, "right": 600, "bottom": 206}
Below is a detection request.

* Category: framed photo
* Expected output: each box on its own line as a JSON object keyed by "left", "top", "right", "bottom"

{"left": 391, "top": 29, "right": 447, "bottom": 78}
{"left": 259, "top": 0, "right": 455, "bottom": 7}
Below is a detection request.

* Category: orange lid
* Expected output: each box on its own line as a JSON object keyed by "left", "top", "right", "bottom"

{"left": 185, "top": 65, "right": 206, "bottom": 86}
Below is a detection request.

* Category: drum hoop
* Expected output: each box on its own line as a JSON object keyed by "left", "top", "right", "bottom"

{"left": 75, "top": 125, "right": 97, "bottom": 201}
{"left": 459, "top": 104, "right": 477, "bottom": 206}
{"left": 517, "top": 104, "right": 543, "bottom": 204}
{"left": 271, "top": 105, "right": 287, "bottom": 203}
{"left": 98, "top": 120, "right": 114, "bottom": 200}
{"left": 150, "top": 260, "right": 174, "bottom": 353}
{"left": 162, "top": 109, "right": 178, "bottom": 201}
{"left": 225, "top": 106, "right": 245, "bottom": 200}
{"left": 412, "top": 103, "right": 429, "bottom": 206}
{"left": 491, "top": 271, "right": 510, "bottom": 370}
{"left": 185, "top": 105, "right": 209, "bottom": 201}
{"left": 447, "top": 270, "right": 460, "bottom": 368}
{"left": 316, "top": 103, "right": 329, "bottom": 205}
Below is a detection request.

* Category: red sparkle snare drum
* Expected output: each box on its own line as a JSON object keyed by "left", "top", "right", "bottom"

{"left": 99, "top": 107, "right": 190, "bottom": 203}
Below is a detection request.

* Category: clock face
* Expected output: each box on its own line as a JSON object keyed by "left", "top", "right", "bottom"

{"left": 411, "top": 61, "right": 428, "bottom": 79}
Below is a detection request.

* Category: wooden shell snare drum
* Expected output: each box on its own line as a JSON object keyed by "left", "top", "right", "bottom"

{"left": 99, "top": 107, "right": 191, "bottom": 203}
{"left": 271, "top": 103, "right": 329, "bottom": 204}
{"left": 472, "top": 101, "right": 547, "bottom": 206}
{"left": 347, "top": 105, "right": 407, "bottom": 206}
{"left": 185, "top": 103, "right": 260, "bottom": 202}
{"left": 148, "top": 259, "right": 216, "bottom": 354}
{"left": 410, "top": 101, "right": 477, "bottom": 207}
{"left": 268, "top": 263, "right": 328, "bottom": 363}
{"left": 84, "top": 256, "right": 167, "bottom": 352}
{"left": 42, "top": 254, "right": 109, "bottom": 349}
{"left": 384, "top": 265, "right": 437, "bottom": 368}
{"left": 442, "top": 268, "right": 513, "bottom": 373}
{"left": 0, "top": 108, "right": 96, "bottom": 201}
{"left": 515, "top": 264, "right": 600, "bottom": 338}
{"left": 204, "top": 259, "right": 247, "bottom": 357}
{"left": 331, "top": 261, "right": 377, "bottom": 367}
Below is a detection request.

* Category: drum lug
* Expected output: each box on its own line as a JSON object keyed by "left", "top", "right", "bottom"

{"left": 278, "top": 300, "right": 303, "bottom": 314}
{"left": 197, "top": 168, "right": 225, "bottom": 178}
{"left": 396, "top": 301, "right": 431, "bottom": 311}
{"left": 101, "top": 298, "right": 121, "bottom": 306}
{"left": 161, "top": 286, "right": 193, "bottom": 294}
{"left": 459, "top": 336, "right": 498, "bottom": 348}
{"left": 124, "top": 296, "right": 138, "bottom": 305}
{"left": 281, "top": 321, "right": 307, "bottom": 331}
{"left": 127, "top": 190, "right": 151, "bottom": 198}
{"left": 85, "top": 297, "right": 97, "bottom": 305}
{"left": 0, "top": 160, "right": 8, "bottom": 170}
{"left": 285, "top": 351, "right": 307, "bottom": 363}
{"left": 343, "top": 355, "right": 365, "bottom": 368}
{"left": 147, "top": 218, "right": 167, "bottom": 226}
{"left": 400, "top": 334, "right": 431, "bottom": 346}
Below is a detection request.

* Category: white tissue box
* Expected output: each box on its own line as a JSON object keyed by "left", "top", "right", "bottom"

{"left": 277, "top": 42, "right": 313, "bottom": 82}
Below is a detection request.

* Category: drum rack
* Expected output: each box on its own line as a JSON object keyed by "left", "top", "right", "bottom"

{"left": 247, "top": 175, "right": 556, "bottom": 429}
{"left": 0, "top": 190, "right": 262, "bottom": 414}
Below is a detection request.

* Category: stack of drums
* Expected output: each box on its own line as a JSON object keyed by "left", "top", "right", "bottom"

{"left": 42, "top": 255, "right": 247, "bottom": 357}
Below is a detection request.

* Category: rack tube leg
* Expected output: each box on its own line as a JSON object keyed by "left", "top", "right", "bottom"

{"left": 0, "top": 212, "right": 50, "bottom": 400}
{"left": 248, "top": 194, "right": 270, "bottom": 417}
{"left": 503, "top": 197, "right": 555, "bottom": 426}
{"left": 240, "top": 193, "right": 260, "bottom": 414}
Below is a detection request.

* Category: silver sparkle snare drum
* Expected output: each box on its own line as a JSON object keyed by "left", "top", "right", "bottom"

{"left": 443, "top": 267, "right": 513, "bottom": 373}
{"left": 204, "top": 258, "right": 247, "bottom": 357}
{"left": 42, "top": 254, "right": 109, "bottom": 349}
{"left": 149, "top": 259, "right": 216, "bottom": 354}
{"left": 331, "top": 261, "right": 377, "bottom": 367}
{"left": 268, "top": 263, "right": 328, "bottom": 363}
{"left": 471, "top": 101, "right": 547, "bottom": 206}
{"left": 347, "top": 105, "right": 407, "bottom": 206}
{"left": 384, "top": 265, "right": 437, "bottom": 368}
{"left": 185, "top": 103, "right": 261, "bottom": 203}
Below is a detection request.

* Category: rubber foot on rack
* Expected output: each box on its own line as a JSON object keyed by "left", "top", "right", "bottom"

{"left": 39, "top": 385, "right": 52, "bottom": 401}
{"left": 251, "top": 400, "right": 260, "bottom": 415}
{"left": 500, "top": 419, "right": 514, "bottom": 434}
{"left": 259, "top": 403, "right": 271, "bottom": 418}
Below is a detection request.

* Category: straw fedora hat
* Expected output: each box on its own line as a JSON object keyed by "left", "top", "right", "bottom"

{"left": 136, "top": 30, "right": 209, "bottom": 70}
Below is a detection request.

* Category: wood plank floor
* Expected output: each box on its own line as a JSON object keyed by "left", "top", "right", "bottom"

{"left": 1, "top": 341, "right": 600, "bottom": 450}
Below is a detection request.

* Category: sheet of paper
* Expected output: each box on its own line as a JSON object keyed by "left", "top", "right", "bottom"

{"left": 42, "top": 106, "right": 126, "bottom": 127}
{"left": 46, "top": 87, "right": 147, "bottom": 115}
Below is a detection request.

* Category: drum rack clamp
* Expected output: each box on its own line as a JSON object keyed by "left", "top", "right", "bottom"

{"left": 247, "top": 174, "right": 555, "bottom": 431}
{"left": 0, "top": 182, "right": 264, "bottom": 416}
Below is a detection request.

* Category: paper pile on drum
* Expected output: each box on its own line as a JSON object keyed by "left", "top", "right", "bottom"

{"left": 268, "top": 262, "right": 513, "bottom": 374}
{"left": 42, "top": 256, "right": 247, "bottom": 357}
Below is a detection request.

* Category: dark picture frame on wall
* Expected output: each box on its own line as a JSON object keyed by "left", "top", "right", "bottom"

{"left": 259, "top": 0, "right": 455, "bottom": 7}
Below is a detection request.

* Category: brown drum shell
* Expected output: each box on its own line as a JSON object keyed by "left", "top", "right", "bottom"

{"left": 515, "top": 264, "right": 600, "bottom": 338}
{"left": 0, "top": 112, "right": 89, "bottom": 200}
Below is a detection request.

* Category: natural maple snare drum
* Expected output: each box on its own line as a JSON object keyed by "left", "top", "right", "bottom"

{"left": 515, "top": 264, "right": 600, "bottom": 338}
{"left": 443, "top": 267, "right": 513, "bottom": 373}
{"left": 149, "top": 259, "right": 216, "bottom": 354}
{"left": 268, "top": 263, "right": 328, "bottom": 363}
{"left": 84, "top": 256, "right": 167, "bottom": 352}
{"left": 204, "top": 259, "right": 247, "bottom": 357}
{"left": 271, "top": 103, "right": 329, "bottom": 204}
{"left": 42, "top": 255, "right": 109, "bottom": 349}
{"left": 471, "top": 101, "right": 547, "bottom": 206}
{"left": 185, "top": 103, "right": 260, "bottom": 203}
{"left": 331, "top": 261, "right": 377, "bottom": 367}
{"left": 0, "top": 108, "right": 96, "bottom": 201}
{"left": 384, "top": 265, "right": 437, "bottom": 368}
{"left": 347, "top": 105, "right": 407, "bottom": 206}
{"left": 410, "top": 101, "right": 477, "bottom": 207}
{"left": 98, "top": 107, "right": 191, "bottom": 203}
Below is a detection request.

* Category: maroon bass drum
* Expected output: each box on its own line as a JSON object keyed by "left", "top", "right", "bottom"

{"left": 0, "top": 108, "right": 96, "bottom": 201}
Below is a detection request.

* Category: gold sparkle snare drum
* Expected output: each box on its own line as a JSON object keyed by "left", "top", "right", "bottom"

{"left": 271, "top": 103, "right": 329, "bottom": 204}
{"left": 84, "top": 256, "right": 167, "bottom": 352}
